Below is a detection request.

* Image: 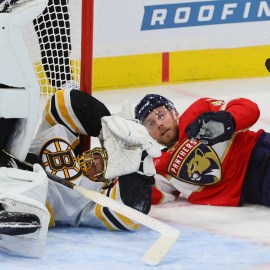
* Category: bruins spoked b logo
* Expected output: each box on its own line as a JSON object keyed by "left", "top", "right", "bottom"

{"left": 40, "top": 138, "right": 82, "bottom": 180}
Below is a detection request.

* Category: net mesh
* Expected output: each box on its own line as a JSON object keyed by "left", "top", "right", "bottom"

{"left": 23, "top": 0, "right": 82, "bottom": 108}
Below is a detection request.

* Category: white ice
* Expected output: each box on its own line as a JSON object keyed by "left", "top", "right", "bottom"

{"left": 2, "top": 77, "right": 270, "bottom": 270}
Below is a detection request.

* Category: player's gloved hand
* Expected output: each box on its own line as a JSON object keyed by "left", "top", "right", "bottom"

{"left": 101, "top": 115, "right": 161, "bottom": 179}
{"left": 185, "top": 111, "right": 235, "bottom": 146}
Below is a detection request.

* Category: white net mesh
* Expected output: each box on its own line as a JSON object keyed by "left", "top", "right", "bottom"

{"left": 23, "top": 0, "right": 82, "bottom": 109}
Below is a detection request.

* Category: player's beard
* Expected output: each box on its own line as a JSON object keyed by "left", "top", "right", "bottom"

{"left": 158, "top": 127, "right": 179, "bottom": 146}
{"left": 158, "top": 113, "right": 179, "bottom": 146}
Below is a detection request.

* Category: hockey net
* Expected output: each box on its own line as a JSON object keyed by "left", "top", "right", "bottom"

{"left": 22, "top": 0, "right": 92, "bottom": 112}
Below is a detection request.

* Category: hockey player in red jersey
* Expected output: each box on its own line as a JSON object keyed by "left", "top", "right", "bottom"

{"left": 135, "top": 94, "right": 270, "bottom": 207}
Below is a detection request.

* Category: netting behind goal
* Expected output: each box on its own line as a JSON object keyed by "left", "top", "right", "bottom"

{"left": 23, "top": 0, "right": 93, "bottom": 109}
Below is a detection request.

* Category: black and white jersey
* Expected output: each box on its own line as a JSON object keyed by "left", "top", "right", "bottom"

{"left": 31, "top": 123, "right": 143, "bottom": 231}
{"left": 30, "top": 90, "right": 152, "bottom": 231}
{"left": 37, "top": 89, "right": 111, "bottom": 138}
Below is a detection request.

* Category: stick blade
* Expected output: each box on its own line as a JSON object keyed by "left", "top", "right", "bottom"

{"left": 142, "top": 232, "right": 180, "bottom": 266}
{"left": 74, "top": 186, "right": 180, "bottom": 265}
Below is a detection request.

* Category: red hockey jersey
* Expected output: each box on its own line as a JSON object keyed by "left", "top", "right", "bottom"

{"left": 152, "top": 98, "right": 263, "bottom": 206}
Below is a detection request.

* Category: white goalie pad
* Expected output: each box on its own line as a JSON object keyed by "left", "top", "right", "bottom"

{"left": 0, "top": 194, "right": 50, "bottom": 258}
{"left": 0, "top": 164, "right": 50, "bottom": 258}
{"left": 0, "top": 0, "right": 48, "bottom": 161}
{"left": 0, "top": 164, "right": 49, "bottom": 204}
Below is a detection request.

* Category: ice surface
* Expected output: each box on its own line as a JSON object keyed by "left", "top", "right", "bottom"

{"left": 2, "top": 77, "right": 270, "bottom": 270}
{"left": 2, "top": 224, "right": 270, "bottom": 270}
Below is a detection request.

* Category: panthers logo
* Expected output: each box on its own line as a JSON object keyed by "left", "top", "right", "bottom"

{"left": 40, "top": 138, "right": 82, "bottom": 181}
{"left": 168, "top": 140, "right": 222, "bottom": 185}
{"left": 186, "top": 148, "right": 221, "bottom": 184}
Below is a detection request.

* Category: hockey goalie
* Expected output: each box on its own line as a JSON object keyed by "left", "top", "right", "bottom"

{"left": 0, "top": 86, "right": 161, "bottom": 258}
{"left": 29, "top": 88, "right": 160, "bottom": 231}
{"left": 0, "top": 0, "right": 161, "bottom": 258}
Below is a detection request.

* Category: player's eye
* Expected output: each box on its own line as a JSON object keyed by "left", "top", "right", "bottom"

{"left": 158, "top": 113, "right": 165, "bottom": 119}
{"left": 146, "top": 121, "right": 155, "bottom": 129}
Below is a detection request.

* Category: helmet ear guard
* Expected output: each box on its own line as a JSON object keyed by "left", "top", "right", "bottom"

{"left": 78, "top": 147, "right": 113, "bottom": 187}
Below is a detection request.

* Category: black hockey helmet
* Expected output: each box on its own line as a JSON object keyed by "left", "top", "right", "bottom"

{"left": 135, "top": 94, "right": 175, "bottom": 122}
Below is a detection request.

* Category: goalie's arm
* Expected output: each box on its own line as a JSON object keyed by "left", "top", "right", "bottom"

{"left": 43, "top": 89, "right": 111, "bottom": 137}
{"left": 86, "top": 172, "right": 155, "bottom": 231}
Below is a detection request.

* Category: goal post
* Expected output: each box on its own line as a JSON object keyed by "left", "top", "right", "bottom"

{"left": 80, "top": 0, "right": 94, "bottom": 96}
{"left": 80, "top": 0, "right": 94, "bottom": 150}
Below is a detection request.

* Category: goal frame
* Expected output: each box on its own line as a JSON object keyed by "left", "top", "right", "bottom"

{"left": 80, "top": 0, "right": 94, "bottom": 97}
{"left": 80, "top": 0, "right": 94, "bottom": 151}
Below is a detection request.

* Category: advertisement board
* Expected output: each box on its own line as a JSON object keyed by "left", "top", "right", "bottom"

{"left": 94, "top": 0, "right": 270, "bottom": 57}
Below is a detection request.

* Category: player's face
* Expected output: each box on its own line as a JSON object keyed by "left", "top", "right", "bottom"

{"left": 143, "top": 106, "right": 179, "bottom": 146}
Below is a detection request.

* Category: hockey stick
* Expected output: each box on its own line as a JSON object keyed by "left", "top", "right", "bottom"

{"left": 58, "top": 179, "right": 179, "bottom": 266}
{"left": 3, "top": 151, "right": 179, "bottom": 265}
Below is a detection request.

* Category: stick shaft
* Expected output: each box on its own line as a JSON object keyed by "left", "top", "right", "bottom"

{"left": 3, "top": 151, "right": 179, "bottom": 265}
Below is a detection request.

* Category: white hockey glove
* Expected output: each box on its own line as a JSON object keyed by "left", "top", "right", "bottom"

{"left": 101, "top": 115, "right": 161, "bottom": 179}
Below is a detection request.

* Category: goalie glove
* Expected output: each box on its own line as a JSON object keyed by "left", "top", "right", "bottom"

{"left": 185, "top": 111, "right": 235, "bottom": 146}
{"left": 101, "top": 115, "right": 161, "bottom": 179}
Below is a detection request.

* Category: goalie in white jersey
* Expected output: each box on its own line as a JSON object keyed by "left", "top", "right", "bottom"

{"left": 29, "top": 89, "right": 160, "bottom": 230}
{"left": 0, "top": 0, "right": 160, "bottom": 257}
{"left": 0, "top": 87, "right": 160, "bottom": 258}
{"left": 0, "top": 0, "right": 160, "bottom": 259}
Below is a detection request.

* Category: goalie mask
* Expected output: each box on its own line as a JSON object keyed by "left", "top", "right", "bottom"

{"left": 78, "top": 147, "right": 112, "bottom": 186}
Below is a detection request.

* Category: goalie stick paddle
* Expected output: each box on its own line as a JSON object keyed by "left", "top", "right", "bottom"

{"left": 3, "top": 151, "right": 180, "bottom": 265}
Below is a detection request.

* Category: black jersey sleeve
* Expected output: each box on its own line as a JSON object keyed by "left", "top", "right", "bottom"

{"left": 44, "top": 89, "right": 111, "bottom": 137}
{"left": 70, "top": 90, "right": 111, "bottom": 136}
